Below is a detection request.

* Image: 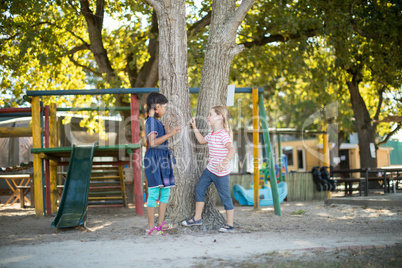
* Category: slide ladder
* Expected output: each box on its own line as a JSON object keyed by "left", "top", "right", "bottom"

{"left": 88, "top": 166, "right": 127, "bottom": 207}
{"left": 51, "top": 143, "right": 96, "bottom": 228}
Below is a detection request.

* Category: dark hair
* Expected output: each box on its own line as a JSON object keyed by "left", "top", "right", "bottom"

{"left": 146, "top": 92, "right": 168, "bottom": 118}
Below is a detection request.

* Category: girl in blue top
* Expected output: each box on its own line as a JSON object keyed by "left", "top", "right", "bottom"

{"left": 144, "top": 92, "right": 182, "bottom": 235}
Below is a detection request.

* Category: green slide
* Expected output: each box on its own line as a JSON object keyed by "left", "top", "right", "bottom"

{"left": 51, "top": 143, "right": 97, "bottom": 228}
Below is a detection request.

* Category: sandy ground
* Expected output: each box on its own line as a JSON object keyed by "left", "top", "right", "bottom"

{"left": 0, "top": 197, "right": 401, "bottom": 267}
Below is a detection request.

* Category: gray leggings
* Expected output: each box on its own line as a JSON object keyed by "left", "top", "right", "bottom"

{"left": 195, "top": 168, "right": 234, "bottom": 210}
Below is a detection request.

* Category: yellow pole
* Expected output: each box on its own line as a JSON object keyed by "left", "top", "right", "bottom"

{"left": 49, "top": 103, "right": 58, "bottom": 214}
{"left": 32, "top": 96, "right": 44, "bottom": 216}
{"left": 323, "top": 133, "right": 330, "bottom": 199}
{"left": 0, "top": 127, "right": 32, "bottom": 137}
{"left": 252, "top": 88, "right": 259, "bottom": 209}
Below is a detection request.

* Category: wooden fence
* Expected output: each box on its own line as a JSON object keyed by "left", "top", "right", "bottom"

{"left": 214, "top": 172, "right": 327, "bottom": 205}
{"left": 285, "top": 172, "right": 327, "bottom": 201}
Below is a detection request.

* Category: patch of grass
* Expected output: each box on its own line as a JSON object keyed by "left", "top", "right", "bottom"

{"left": 291, "top": 209, "right": 306, "bottom": 215}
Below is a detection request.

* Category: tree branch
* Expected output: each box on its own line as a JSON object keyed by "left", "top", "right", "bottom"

{"left": 1, "top": 32, "right": 20, "bottom": 42}
{"left": 349, "top": 0, "right": 380, "bottom": 40}
{"left": 372, "top": 116, "right": 402, "bottom": 124}
{"left": 226, "top": 0, "right": 255, "bottom": 36}
{"left": 376, "top": 123, "right": 402, "bottom": 147}
{"left": 94, "top": 0, "right": 105, "bottom": 28}
{"left": 67, "top": 55, "right": 103, "bottom": 77}
{"left": 132, "top": 11, "right": 159, "bottom": 88}
{"left": 67, "top": 0, "right": 80, "bottom": 15}
{"left": 79, "top": 0, "right": 116, "bottom": 78}
{"left": 373, "top": 86, "right": 386, "bottom": 122}
{"left": 144, "top": 0, "right": 163, "bottom": 15}
{"left": 66, "top": 43, "right": 91, "bottom": 55}
{"left": 188, "top": 12, "right": 211, "bottom": 37}
{"left": 241, "top": 29, "right": 318, "bottom": 48}
{"left": 33, "top": 21, "right": 88, "bottom": 45}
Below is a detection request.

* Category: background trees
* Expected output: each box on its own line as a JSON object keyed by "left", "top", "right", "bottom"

{"left": 1, "top": 0, "right": 401, "bottom": 221}
{"left": 231, "top": 0, "right": 402, "bottom": 168}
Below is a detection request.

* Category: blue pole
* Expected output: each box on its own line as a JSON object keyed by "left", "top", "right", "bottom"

{"left": 27, "top": 87, "right": 264, "bottom": 96}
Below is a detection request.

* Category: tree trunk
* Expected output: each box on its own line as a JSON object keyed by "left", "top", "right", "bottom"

{"left": 132, "top": 11, "right": 159, "bottom": 89}
{"left": 145, "top": 0, "right": 199, "bottom": 223}
{"left": 80, "top": 0, "right": 123, "bottom": 106}
{"left": 197, "top": 0, "right": 254, "bottom": 122}
{"left": 146, "top": 0, "right": 254, "bottom": 229}
{"left": 347, "top": 72, "right": 377, "bottom": 170}
{"left": 196, "top": 0, "right": 255, "bottom": 228}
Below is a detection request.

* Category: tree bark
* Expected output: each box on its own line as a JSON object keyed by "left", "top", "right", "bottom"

{"left": 79, "top": 0, "right": 123, "bottom": 106}
{"left": 346, "top": 71, "right": 377, "bottom": 169}
{"left": 132, "top": 11, "right": 159, "bottom": 89}
{"left": 145, "top": 0, "right": 199, "bottom": 223}
{"left": 197, "top": 0, "right": 254, "bottom": 121}
{"left": 195, "top": 0, "right": 255, "bottom": 227}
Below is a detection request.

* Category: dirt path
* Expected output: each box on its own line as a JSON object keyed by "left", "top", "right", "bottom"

{"left": 0, "top": 200, "right": 401, "bottom": 267}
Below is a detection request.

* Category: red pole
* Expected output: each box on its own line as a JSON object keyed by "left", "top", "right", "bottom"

{"left": 44, "top": 106, "right": 51, "bottom": 216}
{"left": 130, "top": 94, "right": 144, "bottom": 215}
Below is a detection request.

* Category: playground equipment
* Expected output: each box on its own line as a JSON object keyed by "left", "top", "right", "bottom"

{"left": 27, "top": 89, "right": 143, "bottom": 216}
{"left": 233, "top": 182, "right": 288, "bottom": 206}
{"left": 25, "top": 87, "right": 290, "bottom": 217}
{"left": 51, "top": 143, "right": 96, "bottom": 228}
{"left": 229, "top": 88, "right": 285, "bottom": 214}
{"left": 233, "top": 156, "right": 289, "bottom": 206}
{"left": 0, "top": 108, "right": 33, "bottom": 137}
{"left": 88, "top": 166, "right": 127, "bottom": 207}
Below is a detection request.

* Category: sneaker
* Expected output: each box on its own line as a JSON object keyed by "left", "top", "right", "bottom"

{"left": 219, "top": 225, "right": 234, "bottom": 233}
{"left": 181, "top": 217, "right": 203, "bottom": 226}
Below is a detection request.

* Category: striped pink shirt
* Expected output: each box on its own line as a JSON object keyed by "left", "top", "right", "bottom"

{"left": 205, "top": 129, "right": 232, "bottom": 176}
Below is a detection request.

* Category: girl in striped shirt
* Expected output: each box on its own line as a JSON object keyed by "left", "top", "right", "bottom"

{"left": 182, "top": 106, "right": 236, "bottom": 232}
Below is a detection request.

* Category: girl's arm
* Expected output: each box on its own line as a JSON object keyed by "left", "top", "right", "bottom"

{"left": 190, "top": 118, "right": 207, "bottom": 144}
{"left": 148, "top": 125, "right": 182, "bottom": 147}
{"left": 217, "top": 142, "right": 235, "bottom": 172}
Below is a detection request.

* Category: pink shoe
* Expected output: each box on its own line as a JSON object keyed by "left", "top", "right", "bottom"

{"left": 145, "top": 226, "right": 165, "bottom": 236}
{"left": 159, "top": 222, "right": 177, "bottom": 231}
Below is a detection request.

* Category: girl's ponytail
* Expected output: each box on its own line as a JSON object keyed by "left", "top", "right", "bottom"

{"left": 146, "top": 92, "right": 168, "bottom": 118}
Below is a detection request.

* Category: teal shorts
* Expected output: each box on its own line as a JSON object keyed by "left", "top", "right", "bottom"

{"left": 147, "top": 187, "right": 171, "bottom": 207}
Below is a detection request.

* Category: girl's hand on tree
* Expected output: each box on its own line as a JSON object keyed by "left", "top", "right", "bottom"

{"left": 189, "top": 117, "right": 196, "bottom": 128}
{"left": 168, "top": 125, "right": 182, "bottom": 136}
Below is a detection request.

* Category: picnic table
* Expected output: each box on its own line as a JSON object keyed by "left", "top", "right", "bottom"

{"left": 330, "top": 168, "right": 402, "bottom": 196}
{"left": 0, "top": 174, "right": 33, "bottom": 208}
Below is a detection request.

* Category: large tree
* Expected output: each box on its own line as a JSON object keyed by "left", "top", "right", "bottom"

{"left": 321, "top": 0, "right": 402, "bottom": 169}
{"left": 144, "top": 0, "right": 255, "bottom": 228}
{"left": 229, "top": 0, "right": 402, "bottom": 169}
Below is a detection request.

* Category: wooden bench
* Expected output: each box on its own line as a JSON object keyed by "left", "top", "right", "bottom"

{"left": 333, "top": 177, "right": 365, "bottom": 196}
{"left": 330, "top": 169, "right": 366, "bottom": 196}
{"left": 15, "top": 185, "right": 32, "bottom": 208}
{"left": 331, "top": 168, "right": 402, "bottom": 196}
{"left": 14, "top": 184, "right": 65, "bottom": 208}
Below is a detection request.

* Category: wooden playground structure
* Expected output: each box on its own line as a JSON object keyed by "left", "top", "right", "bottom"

{"left": 1, "top": 87, "right": 330, "bottom": 217}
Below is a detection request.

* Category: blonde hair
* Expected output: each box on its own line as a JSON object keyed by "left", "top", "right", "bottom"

{"left": 212, "top": 106, "right": 233, "bottom": 140}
